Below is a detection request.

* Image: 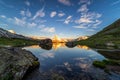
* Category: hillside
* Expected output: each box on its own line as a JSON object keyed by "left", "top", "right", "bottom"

{"left": 78, "top": 19, "right": 120, "bottom": 49}
{"left": 0, "top": 28, "right": 38, "bottom": 46}
{"left": 0, "top": 28, "right": 30, "bottom": 39}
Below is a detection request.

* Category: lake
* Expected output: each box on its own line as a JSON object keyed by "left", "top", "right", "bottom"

{"left": 23, "top": 43, "right": 120, "bottom": 80}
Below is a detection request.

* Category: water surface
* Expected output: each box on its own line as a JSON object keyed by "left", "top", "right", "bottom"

{"left": 23, "top": 43, "right": 120, "bottom": 80}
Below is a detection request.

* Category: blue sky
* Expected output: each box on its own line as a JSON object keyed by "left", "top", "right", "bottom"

{"left": 0, "top": 0, "right": 120, "bottom": 38}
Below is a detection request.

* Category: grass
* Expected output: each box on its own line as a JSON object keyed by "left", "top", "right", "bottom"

{"left": 93, "top": 59, "right": 120, "bottom": 73}
{"left": 93, "top": 61, "right": 106, "bottom": 69}
{"left": 77, "top": 19, "right": 120, "bottom": 49}
{"left": 93, "top": 59, "right": 120, "bottom": 68}
{"left": 77, "top": 34, "right": 120, "bottom": 49}
{"left": 0, "top": 37, "right": 39, "bottom": 47}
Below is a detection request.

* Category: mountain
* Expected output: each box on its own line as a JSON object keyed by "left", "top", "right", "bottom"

{"left": 78, "top": 19, "right": 120, "bottom": 49}
{"left": 0, "top": 28, "right": 30, "bottom": 39}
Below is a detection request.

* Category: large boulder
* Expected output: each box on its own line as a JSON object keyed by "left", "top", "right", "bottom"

{"left": 65, "top": 41, "right": 77, "bottom": 48}
{"left": 0, "top": 47, "right": 39, "bottom": 80}
{"left": 39, "top": 39, "right": 52, "bottom": 50}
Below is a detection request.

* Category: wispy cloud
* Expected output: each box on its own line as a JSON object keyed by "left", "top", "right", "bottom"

{"left": 58, "top": 0, "right": 71, "bottom": 6}
{"left": 74, "top": 0, "right": 102, "bottom": 29}
{"left": 78, "top": 0, "right": 91, "bottom": 5}
{"left": 50, "top": 11, "right": 57, "bottom": 18}
{"left": 25, "top": 1, "right": 30, "bottom": 6}
{"left": 77, "top": 4, "right": 88, "bottom": 13}
{"left": 0, "top": 15, "right": 6, "bottom": 18}
{"left": 20, "top": 9, "right": 31, "bottom": 17}
{"left": 111, "top": 0, "right": 120, "bottom": 5}
{"left": 32, "top": 6, "right": 45, "bottom": 20}
{"left": 20, "top": 10, "right": 25, "bottom": 16}
{"left": 40, "top": 27, "right": 55, "bottom": 33}
{"left": 58, "top": 12, "right": 65, "bottom": 17}
{"left": 73, "top": 25, "right": 87, "bottom": 29}
{"left": 6, "top": 17, "right": 37, "bottom": 28}
{"left": 64, "top": 15, "right": 72, "bottom": 24}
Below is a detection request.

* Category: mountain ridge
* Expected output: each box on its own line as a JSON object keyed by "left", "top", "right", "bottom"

{"left": 0, "top": 28, "right": 31, "bottom": 40}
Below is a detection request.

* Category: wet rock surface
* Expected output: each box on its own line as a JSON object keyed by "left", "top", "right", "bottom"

{"left": 0, "top": 47, "right": 39, "bottom": 80}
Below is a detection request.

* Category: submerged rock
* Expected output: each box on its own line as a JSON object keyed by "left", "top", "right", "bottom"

{"left": 0, "top": 47, "right": 39, "bottom": 80}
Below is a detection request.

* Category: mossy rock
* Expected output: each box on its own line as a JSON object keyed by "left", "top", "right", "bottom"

{"left": 32, "top": 61, "right": 40, "bottom": 67}
{"left": 1, "top": 72, "right": 14, "bottom": 80}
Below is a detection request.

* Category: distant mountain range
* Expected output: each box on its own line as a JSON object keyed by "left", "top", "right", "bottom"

{"left": 78, "top": 19, "right": 120, "bottom": 49}
{"left": 0, "top": 28, "right": 31, "bottom": 40}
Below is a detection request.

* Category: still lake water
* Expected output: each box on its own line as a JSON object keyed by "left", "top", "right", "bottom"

{"left": 23, "top": 43, "right": 120, "bottom": 80}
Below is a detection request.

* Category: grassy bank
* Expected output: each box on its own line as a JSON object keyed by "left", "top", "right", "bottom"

{"left": 93, "top": 59, "right": 120, "bottom": 74}
{"left": 0, "top": 37, "right": 39, "bottom": 47}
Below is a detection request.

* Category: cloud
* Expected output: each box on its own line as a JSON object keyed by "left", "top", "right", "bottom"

{"left": 40, "top": 52, "right": 54, "bottom": 58}
{"left": 64, "top": 16, "right": 72, "bottom": 24}
{"left": 111, "top": 0, "right": 120, "bottom": 5}
{"left": 77, "top": 4, "right": 88, "bottom": 13}
{"left": 58, "top": 0, "right": 71, "bottom": 6}
{"left": 20, "top": 9, "right": 31, "bottom": 17}
{"left": 78, "top": 0, "right": 91, "bottom": 5}
{"left": 14, "top": 17, "right": 37, "bottom": 27}
{"left": 25, "top": 1, "right": 30, "bottom": 6}
{"left": 40, "top": 27, "right": 55, "bottom": 33}
{"left": 14, "top": 17, "right": 26, "bottom": 26}
{"left": 58, "top": 12, "right": 65, "bottom": 17}
{"left": 27, "top": 22, "right": 37, "bottom": 27}
{"left": 50, "top": 11, "right": 57, "bottom": 18}
{"left": 73, "top": 25, "right": 87, "bottom": 29}
{"left": 74, "top": 0, "right": 102, "bottom": 29}
{"left": 74, "top": 12, "right": 102, "bottom": 28}
{"left": 26, "top": 9, "right": 32, "bottom": 17}
{"left": 20, "top": 10, "right": 25, "bottom": 16}
{"left": 0, "top": 15, "right": 6, "bottom": 18}
{"left": 32, "top": 6, "right": 45, "bottom": 20}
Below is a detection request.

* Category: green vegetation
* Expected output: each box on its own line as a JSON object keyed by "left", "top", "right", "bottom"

{"left": 52, "top": 74, "right": 65, "bottom": 80}
{"left": 93, "top": 59, "right": 120, "bottom": 68}
{"left": 0, "top": 37, "right": 39, "bottom": 47}
{"left": 93, "top": 61, "right": 106, "bottom": 68}
{"left": 77, "top": 19, "right": 120, "bottom": 49}
{"left": 93, "top": 59, "right": 120, "bottom": 73}
{"left": 32, "top": 61, "right": 40, "bottom": 67}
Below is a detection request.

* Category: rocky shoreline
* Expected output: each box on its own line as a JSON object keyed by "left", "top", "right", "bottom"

{"left": 0, "top": 47, "right": 40, "bottom": 80}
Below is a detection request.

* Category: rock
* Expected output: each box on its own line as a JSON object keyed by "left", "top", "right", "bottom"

{"left": 65, "top": 41, "right": 77, "bottom": 48}
{"left": 0, "top": 47, "right": 39, "bottom": 80}
{"left": 39, "top": 39, "right": 52, "bottom": 50}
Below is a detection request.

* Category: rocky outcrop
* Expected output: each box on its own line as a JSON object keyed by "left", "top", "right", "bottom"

{"left": 0, "top": 47, "right": 39, "bottom": 80}
{"left": 0, "top": 28, "right": 30, "bottom": 40}
{"left": 39, "top": 39, "right": 52, "bottom": 50}
{"left": 65, "top": 41, "right": 77, "bottom": 48}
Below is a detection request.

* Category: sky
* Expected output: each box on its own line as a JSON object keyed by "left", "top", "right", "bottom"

{"left": 0, "top": 0, "right": 120, "bottom": 38}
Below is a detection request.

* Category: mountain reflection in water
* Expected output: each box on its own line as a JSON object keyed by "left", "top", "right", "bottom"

{"left": 23, "top": 43, "right": 120, "bottom": 80}
{"left": 27, "top": 43, "right": 89, "bottom": 50}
